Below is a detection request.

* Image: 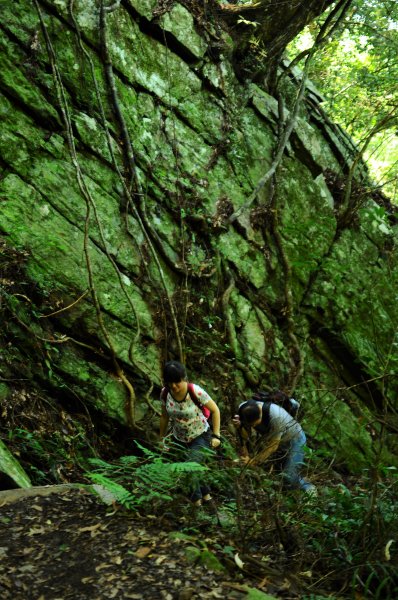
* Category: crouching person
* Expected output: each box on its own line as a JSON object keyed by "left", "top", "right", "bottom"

{"left": 235, "top": 399, "right": 316, "bottom": 494}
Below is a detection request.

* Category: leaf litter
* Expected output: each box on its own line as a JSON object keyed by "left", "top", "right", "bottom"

{"left": 0, "top": 489, "right": 278, "bottom": 600}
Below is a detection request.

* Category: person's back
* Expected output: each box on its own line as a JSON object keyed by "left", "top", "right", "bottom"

{"left": 236, "top": 399, "right": 316, "bottom": 494}
{"left": 258, "top": 403, "right": 303, "bottom": 443}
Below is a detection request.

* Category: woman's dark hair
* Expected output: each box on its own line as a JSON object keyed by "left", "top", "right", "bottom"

{"left": 238, "top": 400, "right": 261, "bottom": 426}
{"left": 163, "top": 361, "right": 187, "bottom": 384}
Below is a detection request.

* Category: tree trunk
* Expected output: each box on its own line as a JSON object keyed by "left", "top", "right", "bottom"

{"left": 220, "top": 0, "right": 335, "bottom": 83}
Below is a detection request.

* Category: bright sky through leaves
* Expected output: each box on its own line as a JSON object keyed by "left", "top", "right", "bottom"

{"left": 288, "top": 0, "right": 398, "bottom": 203}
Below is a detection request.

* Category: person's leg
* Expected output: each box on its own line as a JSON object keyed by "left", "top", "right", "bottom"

{"left": 186, "top": 431, "right": 212, "bottom": 503}
{"left": 282, "top": 432, "right": 312, "bottom": 491}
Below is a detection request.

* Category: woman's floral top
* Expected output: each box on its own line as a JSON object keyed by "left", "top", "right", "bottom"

{"left": 163, "top": 383, "right": 211, "bottom": 443}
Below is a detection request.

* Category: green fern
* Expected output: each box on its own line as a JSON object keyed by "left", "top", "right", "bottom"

{"left": 88, "top": 473, "right": 135, "bottom": 508}
{"left": 88, "top": 458, "right": 114, "bottom": 470}
{"left": 86, "top": 451, "right": 207, "bottom": 511}
{"left": 119, "top": 455, "right": 140, "bottom": 466}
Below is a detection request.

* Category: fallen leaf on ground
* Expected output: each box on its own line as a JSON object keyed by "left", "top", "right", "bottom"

{"left": 78, "top": 523, "right": 102, "bottom": 533}
{"left": 135, "top": 546, "right": 152, "bottom": 558}
{"left": 28, "top": 527, "right": 46, "bottom": 536}
{"left": 234, "top": 553, "right": 244, "bottom": 569}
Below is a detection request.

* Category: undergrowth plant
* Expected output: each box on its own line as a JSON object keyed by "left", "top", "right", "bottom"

{"left": 281, "top": 471, "right": 398, "bottom": 598}
{"left": 85, "top": 437, "right": 398, "bottom": 598}
{"left": 7, "top": 426, "right": 89, "bottom": 484}
{"left": 86, "top": 442, "right": 209, "bottom": 511}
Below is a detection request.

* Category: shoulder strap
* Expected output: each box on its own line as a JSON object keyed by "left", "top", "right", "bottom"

{"left": 160, "top": 386, "right": 169, "bottom": 403}
{"left": 187, "top": 382, "right": 199, "bottom": 408}
{"left": 161, "top": 384, "right": 200, "bottom": 407}
{"left": 254, "top": 401, "right": 271, "bottom": 435}
{"left": 263, "top": 401, "right": 271, "bottom": 421}
{"left": 188, "top": 382, "right": 211, "bottom": 421}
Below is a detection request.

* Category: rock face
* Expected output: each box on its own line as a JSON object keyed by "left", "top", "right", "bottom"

{"left": 1, "top": 0, "right": 397, "bottom": 472}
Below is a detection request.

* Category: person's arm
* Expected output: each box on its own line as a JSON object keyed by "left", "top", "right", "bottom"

{"left": 231, "top": 416, "right": 251, "bottom": 461}
{"left": 238, "top": 425, "right": 250, "bottom": 460}
{"left": 159, "top": 403, "right": 170, "bottom": 439}
{"left": 249, "top": 435, "right": 281, "bottom": 466}
{"left": 206, "top": 399, "right": 221, "bottom": 448}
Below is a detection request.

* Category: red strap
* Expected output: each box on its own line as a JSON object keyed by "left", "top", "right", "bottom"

{"left": 188, "top": 382, "right": 211, "bottom": 420}
{"left": 187, "top": 382, "right": 198, "bottom": 406}
{"left": 161, "top": 385, "right": 194, "bottom": 403}
{"left": 162, "top": 383, "right": 210, "bottom": 419}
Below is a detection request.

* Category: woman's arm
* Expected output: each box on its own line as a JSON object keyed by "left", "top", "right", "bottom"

{"left": 206, "top": 399, "right": 220, "bottom": 437}
{"left": 159, "top": 403, "right": 170, "bottom": 439}
{"left": 206, "top": 399, "right": 221, "bottom": 448}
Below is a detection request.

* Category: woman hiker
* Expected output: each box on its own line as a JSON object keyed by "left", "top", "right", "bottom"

{"left": 234, "top": 398, "right": 316, "bottom": 494}
{"left": 159, "top": 360, "right": 221, "bottom": 507}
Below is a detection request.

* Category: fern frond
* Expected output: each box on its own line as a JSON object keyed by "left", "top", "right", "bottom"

{"left": 88, "top": 473, "right": 134, "bottom": 507}
{"left": 87, "top": 458, "right": 114, "bottom": 469}
{"left": 172, "top": 461, "right": 208, "bottom": 473}
{"left": 134, "top": 441, "right": 160, "bottom": 459}
{"left": 119, "top": 455, "right": 140, "bottom": 466}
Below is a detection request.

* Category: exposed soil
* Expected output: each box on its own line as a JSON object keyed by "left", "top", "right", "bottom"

{"left": 0, "top": 487, "right": 295, "bottom": 600}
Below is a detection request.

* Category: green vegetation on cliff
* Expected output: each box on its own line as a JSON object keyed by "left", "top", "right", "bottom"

{"left": 0, "top": 0, "right": 397, "bottom": 474}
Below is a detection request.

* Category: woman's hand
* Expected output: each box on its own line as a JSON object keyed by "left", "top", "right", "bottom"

{"left": 210, "top": 437, "right": 221, "bottom": 449}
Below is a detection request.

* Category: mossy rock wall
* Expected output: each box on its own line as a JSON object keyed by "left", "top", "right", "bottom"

{"left": 1, "top": 0, "right": 397, "bottom": 472}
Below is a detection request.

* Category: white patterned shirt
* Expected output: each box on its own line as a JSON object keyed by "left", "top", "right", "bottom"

{"left": 162, "top": 384, "right": 211, "bottom": 443}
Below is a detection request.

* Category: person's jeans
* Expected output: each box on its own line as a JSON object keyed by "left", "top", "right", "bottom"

{"left": 172, "top": 430, "right": 212, "bottom": 502}
{"left": 280, "top": 431, "right": 312, "bottom": 491}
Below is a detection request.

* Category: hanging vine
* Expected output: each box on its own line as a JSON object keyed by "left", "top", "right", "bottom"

{"left": 67, "top": 0, "right": 147, "bottom": 372}
{"left": 34, "top": 0, "right": 139, "bottom": 428}
{"left": 267, "top": 176, "right": 304, "bottom": 394}
{"left": 225, "top": 0, "right": 354, "bottom": 393}
{"left": 220, "top": 262, "right": 259, "bottom": 387}
{"left": 99, "top": 0, "right": 184, "bottom": 363}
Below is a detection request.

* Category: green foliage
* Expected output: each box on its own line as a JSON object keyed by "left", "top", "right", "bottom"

{"left": 87, "top": 473, "right": 138, "bottom": 508}
{"left": 287, "top": 0, "right": 398, "bottom": 201}
{"left": 244, "top": 589, "right": 278, "bottom": 600}
{"left": 7, "top": 425, "right": 88, "bottom": 484}
{"left": 86, "top": 443, "right": 208, "bottom": 511}
{"left": 284, "top": 473, "right": 398, "bottom": 597}
{"left": 185, "top": 546, "right": 225, "bottom": 571}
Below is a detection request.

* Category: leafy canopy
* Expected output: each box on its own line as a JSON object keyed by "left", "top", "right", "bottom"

{"left": 287, "top": 0, "right": 398, "bottom": 202}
